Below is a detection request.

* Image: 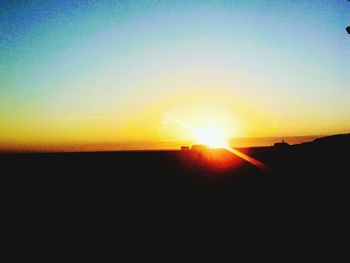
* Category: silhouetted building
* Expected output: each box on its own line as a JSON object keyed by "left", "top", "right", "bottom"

{"left": 274, "top": 140, "right": 289, "bottom": 149}
{"left": 181, "top": 146, "right": 190, "bottom": 151}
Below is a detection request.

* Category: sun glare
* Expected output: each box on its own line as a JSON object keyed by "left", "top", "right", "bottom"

{"left": 195, "top": 126, "right": 228, "bottom": 148}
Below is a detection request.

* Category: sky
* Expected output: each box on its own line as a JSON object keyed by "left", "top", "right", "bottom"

{"left": 1, "top": 0, "right": 349, "bottom": 151}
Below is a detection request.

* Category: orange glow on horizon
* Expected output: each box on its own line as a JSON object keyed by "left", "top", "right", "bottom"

{"left": 165, "top": 114, "right": 272, "bottom": 172}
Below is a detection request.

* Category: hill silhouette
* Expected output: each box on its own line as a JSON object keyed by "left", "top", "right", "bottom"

{"left": 300, "top": 133, "right": 350, "bottom": 147}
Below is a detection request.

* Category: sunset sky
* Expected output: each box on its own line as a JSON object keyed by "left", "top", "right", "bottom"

{"left": 1, "top": 0, "right": 349, "bottom": 151}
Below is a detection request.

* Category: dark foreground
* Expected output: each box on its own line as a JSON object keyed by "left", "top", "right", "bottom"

{"left": 2, "top": 134, "right": 349, "bottom": 204}
{"left": 2, "top": 134, "right": 350, "bottom": 251}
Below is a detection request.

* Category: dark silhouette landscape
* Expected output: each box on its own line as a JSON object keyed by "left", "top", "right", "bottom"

{"left": 2, "top": 134, "right": 349, "bottom": 209}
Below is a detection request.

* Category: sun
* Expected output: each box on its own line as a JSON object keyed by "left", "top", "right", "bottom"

{"left": 195, "top": 126, "right": 228, "bottom": 148}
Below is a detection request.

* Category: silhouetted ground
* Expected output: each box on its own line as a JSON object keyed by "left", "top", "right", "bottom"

{"left": 2, "top": 134, "right": 349, "bottom": 203}
{"left": 2, "top": 133, "right": 350, "bottom": 250}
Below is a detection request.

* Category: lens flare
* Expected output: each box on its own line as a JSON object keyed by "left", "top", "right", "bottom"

{"left": 195, "top": 126, "right": 227, "bottom": 148}
{"left": 164, "top": 113, "right": 272, "bottom": 173}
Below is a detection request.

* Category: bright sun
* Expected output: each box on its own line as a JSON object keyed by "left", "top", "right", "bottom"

{"left": 195, "top": 126, "right": 228, "bottom": 148}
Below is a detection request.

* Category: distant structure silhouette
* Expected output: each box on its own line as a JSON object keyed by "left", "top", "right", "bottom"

{"left": 274, "top": 140, "right": 289, "bottom": 149}
{"left": 181, "top": 146, "right": 190, "bottom": 151}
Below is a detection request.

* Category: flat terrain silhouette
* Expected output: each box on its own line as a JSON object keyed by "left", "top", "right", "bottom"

{"left": 2, "top": 134, "right": 349, "bottom": 205}
{"left": 2, "top": 134, "right": 349, "bottom": 247}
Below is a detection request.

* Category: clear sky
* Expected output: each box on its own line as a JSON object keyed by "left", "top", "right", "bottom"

{"left": 1, "top": 0, "right": 349, "bottom": 151}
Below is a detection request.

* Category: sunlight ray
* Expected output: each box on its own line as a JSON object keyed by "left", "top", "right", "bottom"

{"left": 165, "top": 113, "right": 272, "bottom": 172}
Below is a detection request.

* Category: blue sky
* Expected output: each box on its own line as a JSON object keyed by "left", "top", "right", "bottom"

{"left": 1, "top": 0, "right": 349, "bottom": 148}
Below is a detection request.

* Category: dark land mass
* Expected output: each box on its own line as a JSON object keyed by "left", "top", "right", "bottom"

{"left": 2, "top": 133, "right": 350, "bottom": 248}
{"left": 2, "top": 134, "right": 349, "bottom": 205}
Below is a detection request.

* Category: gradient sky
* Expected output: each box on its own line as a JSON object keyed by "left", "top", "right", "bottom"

{"left": 1, "top": 0, "right": 349, "bottom": 150}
